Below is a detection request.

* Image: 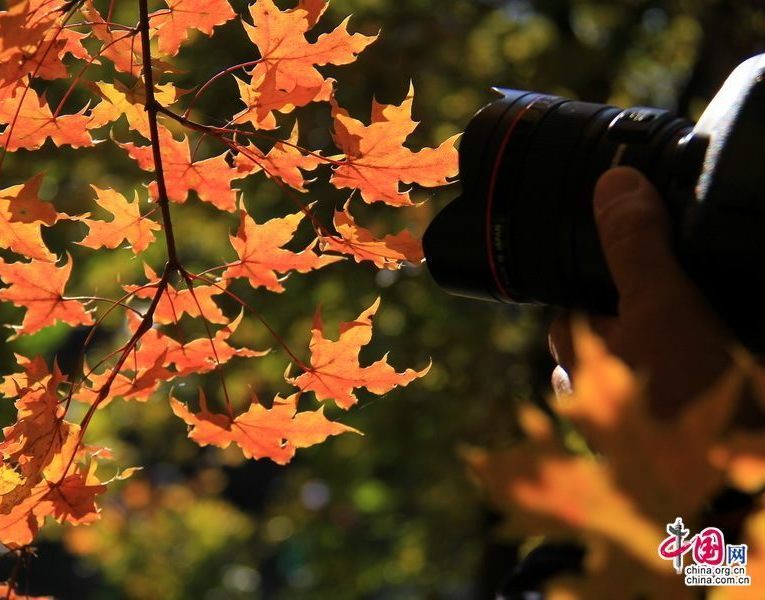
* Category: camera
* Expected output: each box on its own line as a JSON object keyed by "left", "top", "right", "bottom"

{"left": 423, "top": 53, "right": 765, "bottom": 350}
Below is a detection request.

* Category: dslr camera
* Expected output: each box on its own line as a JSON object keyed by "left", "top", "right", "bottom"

{"left": 424, "top": 53, "right": 765, "bottom": 350}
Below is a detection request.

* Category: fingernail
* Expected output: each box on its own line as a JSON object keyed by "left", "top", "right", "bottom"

{"left": 551, "top": 365, "right": 573, "bottom": 399}
{"left": 595, "top": 168, "right": 644, "bottom": 214}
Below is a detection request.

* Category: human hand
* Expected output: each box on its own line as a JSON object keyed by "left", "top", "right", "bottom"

{"left": 548, "top": 167, "right": 735, "bottom": 417}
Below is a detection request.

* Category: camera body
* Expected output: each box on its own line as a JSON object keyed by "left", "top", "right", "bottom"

{"left": 424, "top": 53, "right": 765, "bottom": 350}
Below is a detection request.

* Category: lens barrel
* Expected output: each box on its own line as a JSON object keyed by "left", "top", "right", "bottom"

{"left": 425, "top": 56, "right": 765, "bottom": 351}
{"left": 424, "top": 90, "right": 697, "bottom": 312}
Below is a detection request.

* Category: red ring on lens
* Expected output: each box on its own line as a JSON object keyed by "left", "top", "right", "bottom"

{"left": 485, "top": 98, "right": 536, "bottom": 300}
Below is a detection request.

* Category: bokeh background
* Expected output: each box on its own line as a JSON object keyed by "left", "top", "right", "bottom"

{"left": 1, "top": 0, "right": 764, "bottom": 597}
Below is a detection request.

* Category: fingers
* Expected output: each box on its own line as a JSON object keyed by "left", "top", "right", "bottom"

{"left": 593, "top": 167, "right": 692, "bottom": 309}
{"left": 593, "top": 167, "right": 733, "bottom": 416}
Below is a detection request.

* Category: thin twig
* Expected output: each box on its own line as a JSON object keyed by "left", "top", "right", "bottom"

{"left": 138, "top": 0, "right": 180, "bottom": 269}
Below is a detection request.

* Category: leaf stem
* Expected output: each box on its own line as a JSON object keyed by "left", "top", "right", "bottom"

{"left": 183, "top": 59, "right": 263, "bottom": 118}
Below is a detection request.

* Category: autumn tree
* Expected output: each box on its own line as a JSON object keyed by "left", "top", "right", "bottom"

{"left": 0, "top": 0, "right": 457, "bottom": 594}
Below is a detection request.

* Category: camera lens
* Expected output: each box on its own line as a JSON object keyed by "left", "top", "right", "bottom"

{"left": 423, "top": 90, "right": 694, "bottom": 313}
{"left": 426, "top": 55, "right": 765, "bottom": 351}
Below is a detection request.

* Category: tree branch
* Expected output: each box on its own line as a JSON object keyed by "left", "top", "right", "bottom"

{"left": 138, "top": 0, "right": 180, "bottom": 269}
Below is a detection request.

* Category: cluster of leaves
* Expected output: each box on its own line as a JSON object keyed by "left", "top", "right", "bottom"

{"left": 0, "top": 0, "right": 457, "bottom": 592}
{"left": 467, "top": 326, "right": 765, "bottom": 598}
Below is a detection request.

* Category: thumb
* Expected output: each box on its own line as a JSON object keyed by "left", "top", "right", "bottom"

{"left": 593, "top": 166, "right": 690, "bottom": 307}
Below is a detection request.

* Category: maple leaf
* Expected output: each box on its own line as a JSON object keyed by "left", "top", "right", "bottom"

{"left": 41, "top": 462, "right": 107, "bottom": 525}
{"left": 330, "top": 85, "right": 459, "bottom": 206}
{"left": 463, "top": 407, "right": 691, "bottom": 600}
{"left": 0, "top": 173, "right": 65, "bottom": 261}
{"left": 556, "top": 324, "right": 744, "bottom": 518}
{"left": 88, "top": 80, "right": 184, "bottom": 138}
{"left": 0, "top": 0, "right": 89, "bottom": 90}
{"left": 234, "top": 72, "right": 334, "bottom": 131}
{"left": 171, "top": 390, "right": 359, "bottom": 464}
{"left": 465, "top": 445, "right": 664, "bottom": 565}
{"left": 320, "top": 204, "right": 423, "bottom": 269}
{"left": 0, "top": 5, "right": 52, "bottom": 90}
{"left": 0, "top": 353, "right": 50, "bottom": 398}
{"left": 123, "top": 264, "right": 228, "bottom": 324}
{"left": 0, "top": 0, "right": 456, "bottom": 572}
{"left": 710, "top": 507, "right": 765, "bottom": 600}
{"left": 0, "top": 480, "right": 49, "bottom": 548}
{"left": 0, "top": 584, "right": 51, "bottom": 600}
{"left": 223, "top": 208, "right": 341, "bottom": 292}
{"left": 0, "top": 413, "right": 85, "bottom": 550}
{"left": 287, "top": 298, "right": 429, "bottom": 409}
{"left": 119, "top": 124, "right": 244, "bottom": 212}
{"left": 79, "top": 186, "right": 160, "bottom": 254}
{"left": 0, "top": 364, "right": 70, "bottom": 476}
{"left": 77, "top": 352, "right": 173, "bottom": 407}
{"left": 1, "top": 422, "right": 107, "bottom": 548}
{"left": 463, "top": 326, "right": 765, "bottom": 598}
{"left": 0, "top": 256, "right": 94, "bottom": 336}
{"left": 233, "top": 123, "right": 322, "bottom": 191}
{"left": 30, "top": 28, "right": 91, "bottom": 81}
{"left": 0, "top": 87, "right": 93, "bottom": 151}
{"left": 233, "top": 0, "right": 376, "bottom": 129}
{"left": 710, "top": 431, "right": 765, "bottom": 493}
{"left": 150, "top": 0, "right": 236, "bottom": 56}
{"left": 130, "top": 311, "right": 267, "bottom": 376}
{"left": 0, "top": 173, "right": 58, "bottom": 224}
{"left": 82, "top": 0, "right": 143, "bottom": 77}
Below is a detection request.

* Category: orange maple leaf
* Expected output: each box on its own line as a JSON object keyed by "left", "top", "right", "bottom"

{"left": 223, "top": 208, "right": 341, "bottom": 292}
{"left": 0, "top": 478, "right": 49, "bottom": 548}
{"left": 557, "top": 324, "right": 744, "bottom": 518}
{"left": 82, "top": 0, "right": 143, "bottom": 77}
{"left": 119, "top": 124, "right": 244, "bottom": 212}
{"left": 129, "top": 312, "right": 267, "bottom": 376}
{"left": 0, "top": 173, "right": 64, "bottom": 261}
{"left": 0, "top": 0, "right": 89, "bottom": 90}
{"left": 233, "top": 123, "right": 322, "bottom": 191}
{"left": 463, "top": 400, "right": 691, "bottom": 600}
{"left": 330, "top": 85, "right": 459, "bottom": 206}
{"left": 123, "top": 264, "right": 227, "bottom": 324}
{"left": 464, "top": 326, "right": 765, "bottom": 598}
{"left": 287, "top": 298, "right": 429, "bottom": 409}
{"left": 150, "top": 0, "right": 235, "bottom": 56}
{"left": 0, "top": 584, "right": 51, "bottom": 600}
{"left": 0, "top": 353, "right": 50, "bottom": 398}
{"left": 710, "top": 431, "right": 765, "bottom": 494}
{"left": 0, "top": 368, "right": 102, "bottom": 550}
{"left": 0, "top": 173, "right": 58, "bottom": 224}
{"left": 320, "top": 204, "right": 423, "bottom": 269}
{"left": 710, "top": 508, "right": 765, "bottom": 600}
{"left": 0, "top": 256, "right": 94, "bottom": 335}
{"left": 0, "top": 365, "right": 70, "bottom": 478}
{"left": 41, "top": 462, "right": 107, "bottom": 526}
{"left": 0, "top": 87, "right": 93, "bottom": 151}
{"left": 171, "top": 390, "right": 359, "bottom": 464}
{"left": 234, "top": 0, "right": 376, "bottom": 129}
{"left": 88, "top": 80, "right": 184, "bottom": 138}
{"left": 79, "top": 187, "right": 160, "bottom": 254}
{"left": 1, "top": 421, "right": 108, "bottom": 548}
{"left": 77, "top": 352, "right": 173, "bottom": 407}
